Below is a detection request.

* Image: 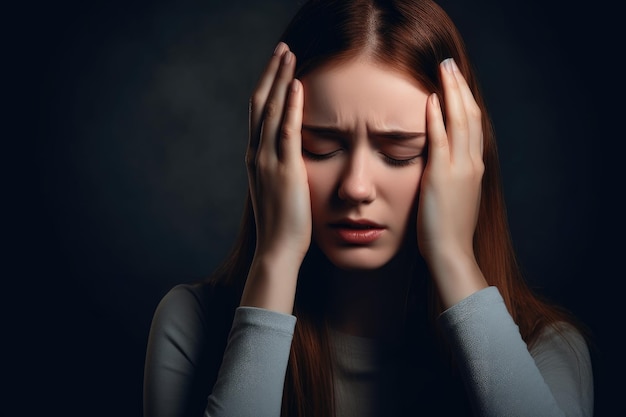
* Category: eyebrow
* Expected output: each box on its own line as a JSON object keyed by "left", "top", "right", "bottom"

{"left": 302, "top": 124, "right": 426, "bottom": 140}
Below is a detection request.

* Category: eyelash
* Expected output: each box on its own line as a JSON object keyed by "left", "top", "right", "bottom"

{"left": 302, "top": 149, "right": 339, "bottom": 161}
{"left": 302, "top": 149, "right": 421, "bottom": 167}
{"left": 382, "top": 154, "right": 421, "bottom": 167}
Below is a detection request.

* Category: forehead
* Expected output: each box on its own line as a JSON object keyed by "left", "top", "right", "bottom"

{"left": 301, "top": 59, "right": 429, "bottom": 128}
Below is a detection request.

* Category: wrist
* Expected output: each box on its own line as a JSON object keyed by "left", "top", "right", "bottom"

{"left": 239, "top": 252, "right": 302, "bottom": 314}
{"left": 252, "top": 246, "right": 306, "bottom": 274}
{"left": 424, "top": 248, "right": 488, "bottom": 309}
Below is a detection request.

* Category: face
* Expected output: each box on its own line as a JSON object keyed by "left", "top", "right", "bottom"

{"left": 301, "top": 58, "right": 429, "bottom": 271}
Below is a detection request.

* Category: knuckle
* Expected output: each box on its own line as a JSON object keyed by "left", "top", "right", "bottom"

{"left": 280, "top": 125, "right": 297, "bottom": 140}
{"left": 255, "top": 151, "right": 271, "bottom": 170}
{"left": 245, "top": 152, "right": 256, "bottom": 169}
{"left": 468, "top": 103, "right": 482, "bottom": 120}
{"left": 285, "top": 99, "right": 298, "bottom": 112}
{"left": 475, "top": 160, "right": 485, "bottom": 176}
{"left": 264, "top": 100, "right": 280, "bottom": 119}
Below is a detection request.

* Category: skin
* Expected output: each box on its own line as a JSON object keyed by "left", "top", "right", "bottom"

{"left": 241, "top": 42, "right": 488, "bottom": 321}
{"left": 301, "top": 59, "right": 428, "bottom": 271}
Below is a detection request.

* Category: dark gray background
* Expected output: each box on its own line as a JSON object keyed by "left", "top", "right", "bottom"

{"left": 9, "top": 0, "right": 623, "bottom": 416}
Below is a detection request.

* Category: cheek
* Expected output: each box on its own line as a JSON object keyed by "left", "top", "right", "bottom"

{"left": 304, "top": 162, "right": 337, "bottom": 209}
{"left": 383, "top": 164, "right": 424, "bottom": 213}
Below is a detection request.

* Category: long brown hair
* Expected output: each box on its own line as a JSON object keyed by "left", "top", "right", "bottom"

{"left": 209, "top": 1, "right": 585, "bottom": 415}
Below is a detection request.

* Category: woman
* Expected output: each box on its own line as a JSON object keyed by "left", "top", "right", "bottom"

{"left": 143, "top": 1, "right": 594, "bottom": 416}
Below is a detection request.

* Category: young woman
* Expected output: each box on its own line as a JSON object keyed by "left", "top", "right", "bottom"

{"left": 143, "top": 1, "right": 594, "bottom": 416}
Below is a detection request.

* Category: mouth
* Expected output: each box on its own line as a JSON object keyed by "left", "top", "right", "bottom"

{"left": 329, "top": 218, "right": 385, "bottom": 229}
{"left": 328, "top": 219, "right": 386, "bottom": 244}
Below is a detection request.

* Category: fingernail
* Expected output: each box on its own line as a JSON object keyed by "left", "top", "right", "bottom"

{"left": 274, "top": 42, "right": 286, "bottom": 56}
{"left": 442, "top": 57, "right": 457, "bottom": 73}
{"left": 291, "top": 79, "right": 300, "bottom": 93}
{"left": 283, "top": 51, "right": 293, "bottom": 64}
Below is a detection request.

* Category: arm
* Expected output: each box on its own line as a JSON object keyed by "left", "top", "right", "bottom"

{"left": 417, "top": 59, "right": 593, "bottom": 415}
{"left": 241, "top": 41, "right": 309, "bottom": 315}
{"left": 143, "top": 284, "right": 296, "bottom": 417}
{"left": 144, "top": 41, "right": 307, "bottom": 417}
{"left": 206, "top": 307, "right": 296, "bottom": 416}
{"left": 439, "top": 286, "right": 593, "bottom": 417}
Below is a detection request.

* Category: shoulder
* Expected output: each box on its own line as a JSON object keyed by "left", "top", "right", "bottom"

{"left": 155, "top": 283, "right": 205, "bottom": 315}
{"left": 144, "top": 282, "right": 240, "bottom": 416}
{"left": 152, "top": 283, "right": 207, "bottom": 328}
{"left": 149, "top": 281, "right": 239, "bottom": 345}
{"left": 156, "top": 281, "right": 238, "bottom": 314}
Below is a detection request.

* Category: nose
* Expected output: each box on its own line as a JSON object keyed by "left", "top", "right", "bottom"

{"left": 337, "top": 147, "right": 376, "bottom": 205}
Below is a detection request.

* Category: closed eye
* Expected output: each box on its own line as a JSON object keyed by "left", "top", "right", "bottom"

{"left": 302, "top": 148, "right": 342, "bottom": 160}
{"left": 378, "top": 138, "right": 426, "bottom": 167}
{"left": 301, "top": 125, "right": 425, "bottom": 166}
{"left": 301, "top": 127, "right": 343, "bottom": 160}
{"left": 380, "top": 153, "right": 423, "bottom": 167}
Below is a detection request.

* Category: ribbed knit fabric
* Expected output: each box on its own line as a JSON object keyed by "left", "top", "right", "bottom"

{"left": 144, "top": 285, "right": 593, "bottom": 417}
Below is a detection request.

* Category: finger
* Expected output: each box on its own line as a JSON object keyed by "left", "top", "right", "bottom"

{"left": 258, "top": 50, "right": 296, "bottom": 164}
{"left": 425, "top": 92, "right": 449, "bottom": 167}
{"left": 440, "top": 58, "right": 470, "bottom": 163}
{"left": 450, "top": 65, "right": 484, "bottom": 161}
{"left": 247, "top": 42, "right": 290, "bottom": 163}
{"left": 279, "top": 78, "right": 304, "bottom": 162}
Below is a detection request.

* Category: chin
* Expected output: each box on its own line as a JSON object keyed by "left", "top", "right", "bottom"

{"left": 321, "top": 245, "right": 397, "bottom": 271}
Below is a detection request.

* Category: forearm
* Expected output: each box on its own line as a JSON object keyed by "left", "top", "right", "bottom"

{"left": 206, "top": 306, "right": 296, "bottom": 417}
{"left": 240, "top": 254, "right": 301, "bottom": 314}
{"left": 439, "top": 287, "right": 573, "bottom": 417}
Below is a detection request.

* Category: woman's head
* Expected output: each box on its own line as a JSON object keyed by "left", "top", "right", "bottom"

{"left": 300, "top": 59, "right": 428, "bottom": 270}
{"left": 279, "top": 0, "right": 495, "bottom": 270}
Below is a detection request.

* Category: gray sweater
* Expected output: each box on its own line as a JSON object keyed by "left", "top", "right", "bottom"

{"left": 143, "top": 285, "right": 593, "bottom": 417}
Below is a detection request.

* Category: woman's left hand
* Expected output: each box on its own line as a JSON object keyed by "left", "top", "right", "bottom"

{"left": 416, "top": 58, "right": 487, "bottom": 306}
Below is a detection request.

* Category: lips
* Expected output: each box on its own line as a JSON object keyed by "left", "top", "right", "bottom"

{"left": 329, "top": 218, "right": 385, "bottom": 244}
{"left": 330, "top": 218, "right": 384, "bottom": 228}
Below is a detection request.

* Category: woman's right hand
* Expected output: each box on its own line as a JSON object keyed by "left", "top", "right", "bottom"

{"left": 240, "top": 42, "right": 311, "bottom": 314}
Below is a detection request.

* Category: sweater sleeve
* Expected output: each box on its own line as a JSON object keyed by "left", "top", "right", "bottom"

{"left": 205, "top": 306, "right": 296, "bottom": 416}
{"left": 143, "top": 284, "right": 296, "bottom": 417}
{"left": 438, "top": 286, "right": 593, "bottom": 417}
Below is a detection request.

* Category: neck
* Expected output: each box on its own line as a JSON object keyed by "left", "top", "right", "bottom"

{"left": 326, "top": 253, "right": 414, "bottom": 340}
